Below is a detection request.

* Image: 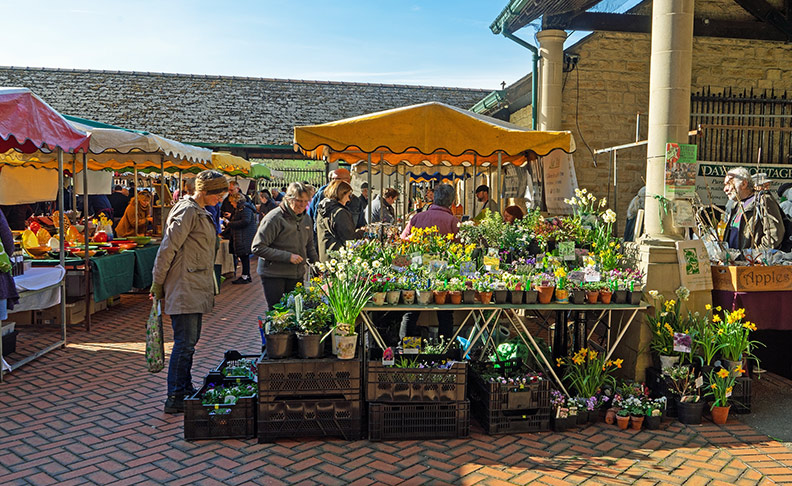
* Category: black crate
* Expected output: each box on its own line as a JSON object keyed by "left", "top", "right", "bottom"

{"left": 471, "top": 399, "right": 550, "bottom": 434}
{"left": 258, "top": 399, "right": 362, "bottom": 442}
{"left": 214, "top": 350, "right": 259, "bottom": 382}
{"left": 367, "top": 359, "right": 467, "bottom": 402}
{"left": 468, "top": 368, "right": 550, "bottom": 411}
{"left": 732, "top": 376, "right": 752, "bottom": 414}
{"left": 368, "top": 401, "right": 470, "bottom": 441}
{"left": 258, "top": 358, "right": 361, "bottom": 401}
{"left": 184, "top": 384, "right": 257, "bottom": 441}
{"left": 2, "top": 330, "right": 18, "bottom": 356}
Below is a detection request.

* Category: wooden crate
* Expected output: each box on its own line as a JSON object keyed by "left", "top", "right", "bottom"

{"left": 711, "top": 265, "right": 792, "bottom": 292}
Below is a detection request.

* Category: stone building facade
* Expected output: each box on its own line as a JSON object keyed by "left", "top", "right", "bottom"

{"left": 0, "top": 67, "right": 488, "bottom": 147}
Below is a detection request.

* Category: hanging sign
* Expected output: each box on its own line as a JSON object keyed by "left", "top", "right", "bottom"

{"left": 664, "top": 143, "right": 698, "bottom": 198}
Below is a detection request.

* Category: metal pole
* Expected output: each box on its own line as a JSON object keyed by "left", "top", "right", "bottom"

{"left": 367, "top": 153, "right": 372, "bottom": 224}
{"left": 463, "top": 164, "right": 467, "bottom": 216}
{"left": 497, "top": 152, "right": 503, "bottom": 213}
{"left": 58, "top": 149, "right": 66, "bottom": 348}
{"left": 82, "top": 153, "right": 91, "bottom": 332}
{"left": 379, "top": 154, "right": 384, "bottom": 223}
{"left": 403, "top": 167, "right": 408, "bottom": 218}
{"left": 71, "top": 158, "right": 77, "bottom": 212}
{"left": 160, "top": 155, "right": 165, "bottom": 235}
{"left": 472, "top": 155, "right": 477, "bottom": 218}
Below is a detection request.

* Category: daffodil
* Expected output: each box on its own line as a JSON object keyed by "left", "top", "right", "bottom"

{"left": 717, "top": 368, "right": 730, "bottom": 379}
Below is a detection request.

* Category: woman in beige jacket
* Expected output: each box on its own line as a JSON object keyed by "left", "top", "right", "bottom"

{"left": 150, "top": 170, "right": 228, "bottom": 414}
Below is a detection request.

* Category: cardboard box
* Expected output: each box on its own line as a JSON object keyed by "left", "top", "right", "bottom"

{"left": 89, "top": 297, "right": 107, "bottom": 315}
{"left": 37, "top": 301, "right": 86, "bottom": 326}
{"left": 5, "top": 310, "right": 33, "bottom": 325}
{"left": 711, "top": 265, "right": 792, "bottom": 292}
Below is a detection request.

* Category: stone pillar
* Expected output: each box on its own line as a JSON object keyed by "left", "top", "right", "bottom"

{"left": 536, "top": 29, "right": 567, "bottom": 131}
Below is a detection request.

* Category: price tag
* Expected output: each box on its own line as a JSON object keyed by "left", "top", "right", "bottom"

{"left": 483, "top": 255, "right": 500, "bottom": 271}
{"left": 585, "top": 271, "right": 601, "bottom": 282}
{"left": 725, "top": 389, "right": 732, "bottom": 398}
{"left": 559, "top": 241, "right": 575, "bottom": 260}
{"left": 402, "top": 336, "right": 421, "bottom": 354}
{"left": 695, "top": 376, "right": 704, "bottom": 389}
{"left": 673, "top": 332, "right": 692, "bottom": 353}
{"left": 411, "top": 252, "right": 423, "bottom": 265}
{"left": 459, "top": 261, "right": 477, "bottom": 278}
{"left": 568, "top": 271, "right": 585, "bottom": 284}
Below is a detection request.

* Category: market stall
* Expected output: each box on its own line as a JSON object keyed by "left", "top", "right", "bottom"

{"left": 0, "top": 87, "right": 90, "bottom": 380}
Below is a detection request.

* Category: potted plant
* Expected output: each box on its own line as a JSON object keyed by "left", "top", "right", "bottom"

{"left": 665, "top": 364, "right": 705, "bottom": 425}
{"left": 473, "top": 276, "right": 494, "bottom": 304}
{"left": 532, "top": 272, "right": 555, "bottom": 304}
{"left": 568, "top": 278, "right": 586, "bottom": 305}
{"left": 447, "top": 277, "right": 465, "bottom": 304}
{"left": 264, "top": 309, "right": 296, "bottom": 359}
{"left": 491, "top": 278, "right": 508, "bottom": 304}
{"left": 384, "top": 276, "right": 402, "bottom": 305}
{"left": 433, "top": 279, "right": 449, "bottom": 304}
{"left": 599, "top": 282, "right": 613, "bottom": 304}
{"left": 415, "top": 277, "right": 434, "bottom": 305}
{"left": 616, "top": 408, "right": 630, "bottom": 429}
{"left": 297, "top": 304, "right": 332, "bottom": 359}
{"left": 610, "top": 270, "right": 628, "bottom": 304}
{"left": 644, "top": 397, "right": 667, "bottom": 430}
{"left": 318, "top": 256, "right": 373, "bottom": 359}
{"left": 646, "top": 289, "right": 691, "bottom": 372}
{"left": 462, "top": 280, "right": 476, "bottom": 304}
{"left": 554, "top": 266, "right": 570, "bottom": 303}
{"left": 369, "top": 274, "right": 388, "bottom": 306}
{"left": 504, "top": 273, "right": 524, "bottom": 304}
{"left": 522, "top": 275, "right": 538, "bottom": 304}
{"left": 716, "top": 307, "right": 761, "bottom": 377}
{"left": 557, "top": 347, "right": 622, "bottom": 423}
{"left": 623, "top": 268, "right": 645, "bottom": 305}
{"left": 550, "top": 390, "right": 572, "bottom": 432}
{"left": 704, "top": 366, "right": 741, "bottom": 425}
{"left": 584, "top": 281, "right": 601, "bottom": 304}
{"left": 623, "top": 396, "right": 645, "bottom": 430}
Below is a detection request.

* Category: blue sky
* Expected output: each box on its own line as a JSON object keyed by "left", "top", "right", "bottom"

{"left": 0, "top": 0, "right": 561, "bottom": 90}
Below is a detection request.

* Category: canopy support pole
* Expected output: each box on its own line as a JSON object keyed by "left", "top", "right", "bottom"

{"left": 498, "top": 151, "right": 503, "bottom": 214}
{"left": 82, "top": 152, "right": 91, "bottom": 332}
{"left": 71, "top": 158, "right": 77, "bottom": 213}
{"left": 134, "top": 164, "right": 139, "bottom": 235}
{"left": 463, "top": 165, "right": 467, "bottom": 216}
{"left": 472, "top": 155, "right": 477, "bottom": 217}
{"left": 403, "top": 167, "right": 408, "bottom": 219}
{"left": 58, "top": 149, "right": 67, "bottom": 350}
{"left": 160, "top": 155, "right": 166, "bottom": 235}
{"left": 178, "top": 170, "right": 183, "bottom": 201}
{"left": 379, "top": 154, "right": 384, "bottom": 223}
{"left": 367, "top": 154, "right": 372, "bottom": 225}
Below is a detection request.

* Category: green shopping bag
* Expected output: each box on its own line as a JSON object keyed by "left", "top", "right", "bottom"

{"left": 145, "top": 300, "right": 165, "bottom": 373}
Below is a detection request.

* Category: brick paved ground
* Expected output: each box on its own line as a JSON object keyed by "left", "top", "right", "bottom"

{"left": 1, "top": 272, "right": 792, "bottom": 485}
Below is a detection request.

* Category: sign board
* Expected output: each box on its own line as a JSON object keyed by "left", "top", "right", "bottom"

{"left": 664, "top": 143, "right": 698, "bottom": 198}
{"left": 543, "top": 150, "right": 579, "bottom": 214}
{"left": 697, "top": 162, "right": 792, "bottom": 206}
{"left": 711, "top": 264, "right": 792, "bottom": 292}
{"left": 675, "top": 240, "right": 713, "bottom": 291}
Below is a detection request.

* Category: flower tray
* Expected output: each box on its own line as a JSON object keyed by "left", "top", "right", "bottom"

{"left": 471, "top": 399, "right": 550, "bottom": 434}
{"left": 366, "top": 359, "right": 467, "bottom": 402}
{"left": 213, "top": 350, "right": 260, "bottom": 383}
{"left": 469, "top": 367, "right": 550, "bottom": 411}
{"left": 258, "top": 358, "right": 361, "bottom": 402}
{"left": 368, "top": 400, "right": 470, "bottom": 441}
{"left": 183, "top": 384, "right": 257, "bottom": 441}
{"left": 257, "top": 399, "right": 362, "bottom": 442}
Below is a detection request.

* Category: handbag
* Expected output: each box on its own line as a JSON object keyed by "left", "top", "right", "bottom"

{"left": 0, "top": 240, "right": 11, "bottom": 273}
{"left": 145, "top": 300, "right": 165, "bottom": 373}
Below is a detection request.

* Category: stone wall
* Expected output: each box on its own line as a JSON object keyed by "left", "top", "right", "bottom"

{"left": 0, "top": 67, "right": 488, "bottom": 146}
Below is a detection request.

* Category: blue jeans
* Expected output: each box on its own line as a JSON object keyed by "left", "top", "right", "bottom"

{"left": 167, "top": 313, "right": 203, "bottom": 398}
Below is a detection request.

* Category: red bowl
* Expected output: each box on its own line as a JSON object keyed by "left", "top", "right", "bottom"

{"left": 105, "top": 246, "right": 121, "bottom": 254}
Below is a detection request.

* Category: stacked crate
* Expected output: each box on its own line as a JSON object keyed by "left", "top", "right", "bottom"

{"left": 184, "top": 351, "right": 258, "bottom": 441}
{"left": 366, "top": 353, "right": 469, "bottom": 441}
{"left": 257, "top": 357, "right": 362, "bottom": 442}
{"left": 468, "top": 360, "right": 551, "bottom": 434}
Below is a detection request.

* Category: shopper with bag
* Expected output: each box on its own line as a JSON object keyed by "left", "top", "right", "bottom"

{"left": 150, "top": 170, "right": 228, "bottom": 414}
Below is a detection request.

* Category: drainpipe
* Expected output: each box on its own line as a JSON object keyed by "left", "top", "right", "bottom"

{"left": 502, "top": 30, "right": 538, "bottom": 130}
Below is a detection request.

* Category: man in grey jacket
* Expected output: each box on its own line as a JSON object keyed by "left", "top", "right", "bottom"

{"left": 151, "top": 170, "right": 228, "bottom": 414}
{"left": 252, "top": 182, "right": 319, "bottom": 310}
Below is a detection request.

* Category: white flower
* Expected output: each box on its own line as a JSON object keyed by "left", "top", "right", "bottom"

{"left": 362, "top": 261, "right": 370, "bottom": 269}
{"left": 575, "top": 188, "right": 583, "bottom": 198}
{"left": 581, "top": 188, "right": 588, "bottom": 195}
{"left": 338, "top": 271, "right": 347, "bottom": 280}
{"left": 675, "top": 286, "right": 690, "bottom": 302}
{"left": 599, "top": 198, "right": 607, "bottom": 208}
{"left": 602, "top": 209, "right": 617, "bottom": 224}
{"left": 372, "top": 260, "right": 382, "bottom": 269}
{"left": 330, "top": 259, "right": 338, "bottom": 266}
{"left": 648, "top": 289, "right": 659, "bottom": 299}
{"left": 316, "top": 262, "right": 326, "bottom": 272}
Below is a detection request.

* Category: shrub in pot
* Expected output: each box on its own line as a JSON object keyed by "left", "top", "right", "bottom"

{"left": 264, "top": 309, "right": 296, "bottom": 359}
{"left": 297, "top": 305, "right": 332, "bottom": 359}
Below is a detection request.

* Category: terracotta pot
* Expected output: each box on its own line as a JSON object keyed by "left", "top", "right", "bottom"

{"left": 586, "top": 290, "right": 599, "bottom": 304}
{"left": 433, "top": 290, "right": 448, "bottom": 305}
{"left": 600, "top": 290, "right": 613, "bottom": 304}
{"left": 386, "top": 290, "right": 401, "bottom": 305}
{"left": 711, "top": 405, "right": 730, "bottom": 425}
{"left": 479, "top": 291, "right": 493, "bottom": 304}
{"left": 616, "top": 415, "right": 630, "bottom": 430}
{"left": 371, "top": 292, "right": 387, "bottom": 306}
{"left": 555, "top": 289, "right": 570, "bottom": 303}
{"left": 605, "top": 407, "right": 619, "bottom": 425}
{"left": 448, "top": 290, "right": 462, "bottom": 304}
{"left": 629, "top": 415, "right": 644, "bottom": 430}
{"left": 537, "top": 286, "right": 555, "bottom": 304}
{"left": 401, "top": 290, "right": 416, "bottom": 305}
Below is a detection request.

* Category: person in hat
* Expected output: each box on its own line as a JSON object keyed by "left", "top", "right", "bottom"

{"left": 475, "top": 184, "right": 498, "bottom": 219}
{"left": 722, "top": 167, "right": 785, "bottom": 251}
{"left": 150, "top": 170, "right": 228, "bottom": 414}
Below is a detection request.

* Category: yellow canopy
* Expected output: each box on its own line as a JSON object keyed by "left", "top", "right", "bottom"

{"left": 0, "top": 149, "right": 211, "bottom": 172}
{"left": 294, "top": 102, "right": 576, "bottom": 168}
{"left": 212, "top": 152, "right": 250, "bottom": 175}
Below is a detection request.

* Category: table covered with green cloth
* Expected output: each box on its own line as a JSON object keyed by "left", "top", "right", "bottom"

{"left": 90, "top": 252, "right": 135, "bottom": 302}
{"left": 132, "top": 244, "right": 160, "bottom": 289}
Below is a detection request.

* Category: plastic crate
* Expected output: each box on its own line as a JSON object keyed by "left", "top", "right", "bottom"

{"left": 366, "top": 360, "right": 467, "bottom": 402}
{"left": 368, "top": 401, "right": 470, "bottom": 441}
{"left": 2, "top": 329, "right": 18, "bottom": 356}
{"left": 258, "top": 358, "right": 361, "bottom": 401}
{"left": 184, "top": 384, "right": 257, "bottom": 441}
{"left": 214, "top": 350, "right": 259, "bottom": 383}
{"left": 258, "top": 399, "right": 362, "bottom": 442}
{"left": 471, "top": 399, "right": 550, "bottom": 434}
{"left": 468, "top": 368, "right": 550, "bottom": 411}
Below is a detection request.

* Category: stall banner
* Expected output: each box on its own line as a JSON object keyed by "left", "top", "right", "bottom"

{"left": 0, "top": 166, "right": 58, "bottom": 204}
{"left": 675, "top": 240, "right": 713, "bottom": 291}
{"left": 664, "top": 143, "right": 698, "bottom": 198}
{"left": 542, "top": 150, "right": 578, "bottom": 214}
{"left": 697, "top": 162, "right": 792, "bottom": 206}
{"left": 74, "top": 169, "right": 113, "bottom": 194}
